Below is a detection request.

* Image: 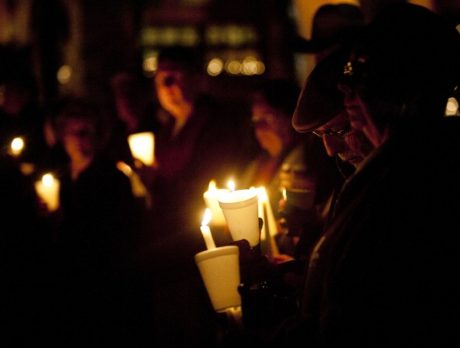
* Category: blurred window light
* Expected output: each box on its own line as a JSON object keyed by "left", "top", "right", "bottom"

{"left": 227, "top": 25, "right": 245, "bottom": 46}
{"left": 207, "top": 58, "right": 224, "bottom": 76}
{"left": 141, "top": 27, "right": 161, "bottom": 45}
{"left": 57, "top": 65, "right": 72, "bottom": 85}
{"left": 161, "top": 27, "right": 180, "bottom": 45}
{"left": 244, "top": 27, "right": 258, "bottom": 43}
{"left": 445, "top": 97, "right": 459, "bottom": 116}
{"left": 181, "top": 27, "right": 199, "bottom": 46}
{"left": 206, "top": 26, "right": 221, "bottom": 45}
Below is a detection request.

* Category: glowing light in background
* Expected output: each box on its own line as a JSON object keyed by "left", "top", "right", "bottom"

{"left": 226, "top": 60, "right": 241, "bottom": 75}
{"left": 143, "top": 53, "right": 158, "bottom": 76}
{"left": 207, "top": 58, "right": 224, "bottom": 76}
{"left": 242, "top": 56, "right": 258, "bottom": 75}
{"left": 445, "top": 97, "right": 459, "bottom": 116}
{"left": 10, "top": 137, "right": 25, "bottom": 156}
{"left": 57, "top": 65, "right": 72, "bottom": 85}
{"left": 227, "top": 180, "right": 236, "bottom": 192}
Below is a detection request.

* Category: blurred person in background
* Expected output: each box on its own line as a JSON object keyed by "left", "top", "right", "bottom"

{"left": 50, "top": 98, "right": 148, "bottom": 346}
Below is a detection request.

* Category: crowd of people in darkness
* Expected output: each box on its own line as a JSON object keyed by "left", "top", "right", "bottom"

{"left": 2, "top": 1, "right": 460, "bottom": 347}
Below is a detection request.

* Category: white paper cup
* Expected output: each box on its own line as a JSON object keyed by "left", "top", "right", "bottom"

{"left": 195, "top": 245, "right": 241, "bottom": 312}
{"left": 218, "top": 190, "right": 259, "bottom": 246}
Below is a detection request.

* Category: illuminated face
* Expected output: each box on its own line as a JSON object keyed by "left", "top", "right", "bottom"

{"left": 62, "top": 118, "right": 96, "bottom": 161}
{"left": 154, "top": 68, "right": 191, "bottom": 118}
{"left": 313, "top": 112, "right": 368, "bottom": 168}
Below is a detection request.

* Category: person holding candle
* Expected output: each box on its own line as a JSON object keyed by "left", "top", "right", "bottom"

{"left": 238, "top": 78, "right": 338, "bottom": 261}
{"left": 0, "top": 46, "right": 48, "bottom": 165}
{"left": 138, "top": 46, "right": 248, "bottom": 347}
{"left": 49, "top": 98, "right": 149, "bottom": 345}
{"left": 275, "top": 4, "right": 460, "bottom": 346}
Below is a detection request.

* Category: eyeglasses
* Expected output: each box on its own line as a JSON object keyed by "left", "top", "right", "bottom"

{"left": 312, "top": 126, "right": 350, "bottom": 138}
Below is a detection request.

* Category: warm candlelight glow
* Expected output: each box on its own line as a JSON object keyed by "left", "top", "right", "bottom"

{"left": 35, "top": 173, "right": 60, "bottom": 212}
{"left": 227, "top": 179, "right": 236, "bottom": 192}
{"left": 202, "top": 208, "right": 212, "bottom": 227}
{"left": 128, "top": 132, "right": 155, "bottom": 166}
{"left": 10, "top": 137, "right": 25, "bottom": 156}
{"left": 282, "top": 188, "right": 287, "bottom": 200}
{"left": 203, "top": 180, "right": 228, "bottom": 226}
{"left": 255, "top": 186, "right": 279, "bottom": 256}
{"left": 201, "top": 208, "right": 216, "bottom": 250}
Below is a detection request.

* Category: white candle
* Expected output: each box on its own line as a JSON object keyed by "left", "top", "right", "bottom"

{"left": 256, "top": 187, "right": 279, "bottom": 256}
{"left": 203, "top": 180, "right": 228, "bottom": 226}
{"left": 201, "top": 208, "right": 216, "bottom": 250}
{"left": 35, "top": 173, "right": 60, "bottom": 212}
{"left": 127, "top": 132, "right": 155, "bottom": 166}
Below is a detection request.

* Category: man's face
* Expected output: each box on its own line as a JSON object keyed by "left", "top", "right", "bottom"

{"left": 313, "top": 112, "right": 368, "bottom": 168}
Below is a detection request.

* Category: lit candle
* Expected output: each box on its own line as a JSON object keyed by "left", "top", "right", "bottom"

{"left": 227, "top": 179, "right": 236, "bottom": 192}
{"left": 256, "top": 187, "right": 279, "bottom": 256}
{"left": 127, "top": 132, "right": 155, "bottom": 166}
{"left": 35, "top": 173, "right": 60, "bottom": 212}
{"left": 201, "top": 208, "right": 217, "bottom": 250}
{"left": 10, "top": 137, "right": 25, "bottom": 157}
{"left": 203, "top": 180, "right": 228, "bottom": 227}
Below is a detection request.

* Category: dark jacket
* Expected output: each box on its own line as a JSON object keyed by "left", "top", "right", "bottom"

{"left": 283, "top": 118, "right": 460, "bottom": 347}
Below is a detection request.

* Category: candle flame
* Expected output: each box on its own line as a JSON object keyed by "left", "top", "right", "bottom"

{"left": 257, "top": 186, "right": 268, "bottom": 202}
{"left": 282, "top": 188, "right": 287, "bottom": 200}
{"left": 201, "top": 208, "right": 212, "bottom": 226}
{"left": 208, "top": 180, "right": 217, "bottom": 192}
{"left": 42, "top": 173, "right": 55, "bottom": 187}
{"left": 227, "top": 179, "right": 236, "bottom": 192}
{"left": 11, "top": 137, "right": 25, "bottom": 156}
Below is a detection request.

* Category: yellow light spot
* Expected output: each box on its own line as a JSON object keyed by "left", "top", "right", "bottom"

{"left": 57, "top": 65, "right": 72, "bottom": 85}
{"left": 227, "top": 180, "right": 236, "bottom": 191}
{"left": 242, "top": 56, "right": 258, "bottom": 75}
{"left": 143, "top": 56, "right": 158, "bottom": 74}
{"left": 10, "top": 137, "right": 25, "bottom": 156}
{"left": 445, "top": 97, "right": 459, "bottom": 116}
{"left": 42, "top": 173, "right": 55, "bottom": 187}
{"left": 207, "top": 58, "right": 223, "bottom": 76}
{"left": 226, "top": 60, "right": 241, "bottom": 75}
